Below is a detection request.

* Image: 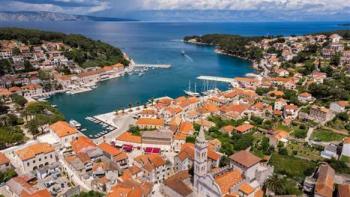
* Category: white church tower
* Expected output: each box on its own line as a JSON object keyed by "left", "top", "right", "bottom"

{"left": 194, "top": 126, "right": 208, "bottom": 189}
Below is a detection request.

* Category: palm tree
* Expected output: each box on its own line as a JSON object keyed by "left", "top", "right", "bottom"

{"left": 264, "top": 174, "right": 285, "bottom": 195}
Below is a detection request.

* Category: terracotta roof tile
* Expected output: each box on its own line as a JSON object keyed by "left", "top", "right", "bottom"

{"left": 16, "top": 143, "right": 54, "bottom": 161}
{"left": 136, "top": 118, "right": 164, "bottom": 126}
{"left": 116, "top": 132, "right": 141, "bottom": 144}
{"left": 50, "top": 121, "right": 78, "bottom": 138}
{"left": 229, "top": 150, "right": 261, "bottom": 168}
{"left": 164, "top": 171, "right": 192, "bottom": 196}
{"left": 0, "top": 152, "right": 10, "bottom": 165}
{"left": 338, "top": 184, "right": 350, "bottom": 197}
{"left": 235, "top": 123, "right": 254, "bottom": 133}
{"left": 239, "top": 182, "right": 254, "bottom": 194}
{"left": 98, "top": 142, "right": 121, "bottom": 156}
{"left": 71, "top": 136, "right": 96, "bottom": 154}
{"left": 134, "top": 154, "right": 166, "bottom": 172}
{"left": 315, "top": 164, "right": 335, "bottom": 197}
{"left": 215, "top": 169, "right": 242, "bottom": 194}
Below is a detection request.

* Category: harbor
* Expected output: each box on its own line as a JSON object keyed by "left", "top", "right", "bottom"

{"left": 45, "top": 22, "right": 254, "bottom": 138}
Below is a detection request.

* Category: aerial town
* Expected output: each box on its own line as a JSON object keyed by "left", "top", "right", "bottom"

{"left": 1, "top": 28, "right": 350, "bottom": 197}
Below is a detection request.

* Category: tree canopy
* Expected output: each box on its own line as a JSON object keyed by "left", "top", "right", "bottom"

{"left": 0, "top": 27, "right": 129, "bottom": 68}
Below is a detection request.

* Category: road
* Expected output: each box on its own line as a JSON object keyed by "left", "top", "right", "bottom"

{"left": 306, "top": 127, "right": 315, "bottom": 144}
{"left": 93, "top": 111, "right": 135, "bottom": 144}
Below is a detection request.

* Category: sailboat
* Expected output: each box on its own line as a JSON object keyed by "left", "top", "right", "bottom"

{"left": 184, "top": 81, "right": 200, "bottom": 97}
{"left": 202, "top": 80, "right": 220, "bottom": 96}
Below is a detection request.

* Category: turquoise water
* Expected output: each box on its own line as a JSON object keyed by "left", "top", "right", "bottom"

{"left": 0, "top": 21, "right": 348, "bottom": 135}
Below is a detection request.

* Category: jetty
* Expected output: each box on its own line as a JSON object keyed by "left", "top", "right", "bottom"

{"left": 133, "top": 64, "right": 171, "bottom": 68}
{"left": 197, "top": 76, "right": 234, "bottom": 83}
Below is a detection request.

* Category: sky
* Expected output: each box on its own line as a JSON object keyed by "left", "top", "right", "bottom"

{"left": 1, "top": 0, "right": 350, "bottom": 21}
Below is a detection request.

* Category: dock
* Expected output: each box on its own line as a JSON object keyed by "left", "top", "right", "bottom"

{"left": 133, "top": 64, "right": 171, "bottom": 68}
{"left": 197, "top": 76, "right": 234, "bottom": 83}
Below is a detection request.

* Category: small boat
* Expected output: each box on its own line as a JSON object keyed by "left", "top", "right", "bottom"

{"left": 69, "top": 120, "right": 81, "bottom": 128}
{"left": 181, "top": 50, "right": 186, "bottom": 55}
{"left": 202, "top": 88, "right": 220, "bottom": 96}
{"left": 81, "top": 128, "right": 87, "bottom": 132}
{"left": 138, "top": 72, "right": 144, "bottom": 77}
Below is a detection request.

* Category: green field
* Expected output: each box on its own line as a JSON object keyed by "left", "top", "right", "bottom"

{"left": 311, "top": 129, "right": 347, "bottom": 142}
{"left": 286, "top": 141, "right": 322, "bottom": 161}
{"left": 269, "top": 153, "right": 317, "bottom": 181}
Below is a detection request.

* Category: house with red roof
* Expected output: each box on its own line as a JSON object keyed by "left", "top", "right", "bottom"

{"left": 330, "top": 101, "right": 349, "bottom": 113}
{"left": 229, "top": 150, "right": 273, "bottom": 183}
{"left": 234, "top": 123, "right": 254, "bottom": 134}
{"left": 98, "top": 142, "right": 129, "bottom": 169}
{"left": 133, "top": 154, "right": 171, "bottom": 184}
{"left": 49, "top": 121, "right": 80, "bottom": 147}
{"left": 298, "top": 92, "right": 313, "bottom": 103}
{"left": 283, "top": 104, "right": 299, "bottom": 119}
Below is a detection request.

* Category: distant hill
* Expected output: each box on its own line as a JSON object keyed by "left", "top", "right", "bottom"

{"left": 0, "top": 11, "right": 137, "bottom": 22}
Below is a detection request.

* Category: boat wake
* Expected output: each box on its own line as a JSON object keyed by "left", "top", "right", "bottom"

{"left": 184, "top": 54, "right": 193, "bottom": 62}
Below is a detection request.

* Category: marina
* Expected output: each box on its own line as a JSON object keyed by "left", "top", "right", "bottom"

{"left": 85, "top": 116, "right": 118, "bottom": 139}
{"left": 133, "top": 64, "right": 171, "bottom": 68}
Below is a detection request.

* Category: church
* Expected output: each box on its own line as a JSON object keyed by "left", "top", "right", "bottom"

{"left": 193, "top": 127, "right": 273, "bottom": 197}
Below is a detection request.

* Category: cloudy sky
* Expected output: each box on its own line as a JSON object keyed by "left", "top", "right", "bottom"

{"left": 1, "top": 0, "right": 350, "bottom": 21}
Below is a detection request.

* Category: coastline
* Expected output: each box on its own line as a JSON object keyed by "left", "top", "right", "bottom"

{"left": 184, "top": 39, "right": 260, "bottom": 71}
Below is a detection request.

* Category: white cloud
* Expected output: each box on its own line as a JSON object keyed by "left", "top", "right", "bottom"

{"left": 138, "top": 0, "right": 349, "bottom": 12}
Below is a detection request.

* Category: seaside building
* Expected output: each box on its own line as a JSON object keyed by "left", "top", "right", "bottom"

{"left": 49, "top": 121, "right": 80, "bottom": 147}
{"left": 141, "top": 130, "right": 173, "bottom": 151}
{"left": 136, "top": 118, "right": 165, "bottom": 129}
{"left": 114, "top": 132, "right": 142, "bottom": 148}
{"left": 15, "top": 143, "right": 56, "bottom": 173}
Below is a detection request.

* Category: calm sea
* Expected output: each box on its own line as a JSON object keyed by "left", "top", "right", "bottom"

{"left": 0, "top": 21, "right": 348, "bottom": 135}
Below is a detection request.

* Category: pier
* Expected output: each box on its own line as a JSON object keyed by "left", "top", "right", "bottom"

{"left": 133, "top": 64, "right": 171, "bottom": 68}
{"left": 197, "top": 75, "right": 234, "bottom": 83}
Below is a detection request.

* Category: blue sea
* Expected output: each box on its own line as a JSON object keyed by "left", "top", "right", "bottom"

{"left": 0, "top": 21, "right": 348, "bottom": 135}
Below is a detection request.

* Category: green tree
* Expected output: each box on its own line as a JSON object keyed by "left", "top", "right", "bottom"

{"left": 11, "top": 94, "right": 27, "bottom": 108}
{"left": 264, "top": 175, "right": 286, "bottom": 195}
{"left": 330, "top": 53, "right": 341, "bottom": 66}
{"left": 12, "top": 47, "right": 20, "bottom": 55}
{"left": 73, "top": 191, "right": 104, "bottom": 197}
{"left": 0, "top": 168, "right": 17, "bottom": 183}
